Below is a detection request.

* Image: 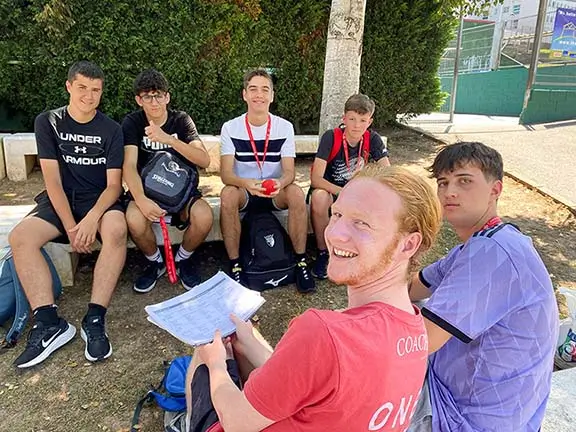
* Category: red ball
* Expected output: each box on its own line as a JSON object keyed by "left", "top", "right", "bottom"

{"left": 262, "top": 179, "right": 276, "bottom": 195}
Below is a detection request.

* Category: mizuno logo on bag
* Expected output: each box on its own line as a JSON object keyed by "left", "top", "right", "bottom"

{"left": 264, "top": 234, "right": 275, "bottom": 247}
{"left": 264, "top": 275, "right": 288, "bottom": 287}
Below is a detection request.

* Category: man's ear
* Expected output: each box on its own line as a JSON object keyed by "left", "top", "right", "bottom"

{"left": 242, "top": 88, "right": 248, "bottom": 103}
{"left": 401, "top": 232, "right": 423, "bottom": 260}
{"left": 491, "top": 180, "right": 503, "bottom": 201}
{"left": 165, "top": 92, "right": 171, "bottom": 104}
{"left": 270, "top": 89, "right": 274, "bottom": 104}
{"left": 135, "top": 95, "right": 143, "bottom": 107}
{"left": 65, "top": 80, "right": 72, "bottom": 94}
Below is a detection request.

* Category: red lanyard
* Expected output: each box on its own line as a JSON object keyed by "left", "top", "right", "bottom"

{"left": 245, "top": 114, "right": 271, "bottom": 176}
{"left": 342, "top": 132, "right": 367, "bottom": 173}
{"left": 159, "top": 216, "right": 177, "bottom": 284}
{"left": 481, "top": 216, "right": 502, "bottom": 230}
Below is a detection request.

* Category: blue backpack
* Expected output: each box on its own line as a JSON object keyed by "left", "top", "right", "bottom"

{"left": 0, "top": 246, "right": 62, "bottom": 349}
{"left": 131, "top": 356, "right": 192, "bottom": 432}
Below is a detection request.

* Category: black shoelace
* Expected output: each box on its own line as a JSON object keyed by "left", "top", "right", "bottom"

{"left": 85, "top": 319, "right": 107, "bottom": 343}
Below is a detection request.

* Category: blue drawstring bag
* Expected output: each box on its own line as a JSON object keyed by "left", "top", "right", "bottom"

{"left": 131, "top": 356, "right": 192, "bottom": 432}
{"left": 0, "top": 246, "right": 62, "bottom": 349}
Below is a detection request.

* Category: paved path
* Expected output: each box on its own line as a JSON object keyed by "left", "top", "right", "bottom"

{"left": 408, "top": 115, "right": 576, "bottom": 211}
{"left": 542, "top": 367, "right": 576, "bottom": 431}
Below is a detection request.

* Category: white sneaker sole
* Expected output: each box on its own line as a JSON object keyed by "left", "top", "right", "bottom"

{"left": 133, "top": 267, "right": 166, "bottom": 293}
{"left": 16, "top": 323, "right": 77, "bottom": 369}
{"left": 81, "top": 328, "right": 113, "bottom": 362}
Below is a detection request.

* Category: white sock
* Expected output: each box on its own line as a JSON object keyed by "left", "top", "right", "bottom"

{"left": 175, "top": 246, "right": 194, "bottom": 263}
{"left": 146, "top": 248, "right": 163, "bottom": 263}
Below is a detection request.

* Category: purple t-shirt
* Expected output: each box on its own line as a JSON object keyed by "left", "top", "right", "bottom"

{"left": 420, "top": 224, "right": 558, "bottom": 431}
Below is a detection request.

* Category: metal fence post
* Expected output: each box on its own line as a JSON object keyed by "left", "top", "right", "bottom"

{"left": 449, "top": 17, "right": 464, "bottom": 124}
{"left": 522, "top": 0, "right": 549, "bottom": 113}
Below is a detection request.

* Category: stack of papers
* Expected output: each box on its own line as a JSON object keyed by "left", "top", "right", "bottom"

{"left": 145, "top": 271, "right": 265, "bottom": 346}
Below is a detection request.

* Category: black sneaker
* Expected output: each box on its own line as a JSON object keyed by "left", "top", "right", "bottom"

{"left": 296, "top": 260, "right": 316, "bottom": 294}
{"left": 133, "top": 260, "right": 166, "bottom": 293}
{"left": 311, "top": 250, "right": 329, "bottom": 279}
{"left": 177, "top": 258, "right": 201, "bottom": 290}
{"left": 81, "top": 315, "right": 112, "bottom": 362}
{"left": 230, "top": 262, "right": 245, "bottom": 286}
{"left": 14, "top": 319, "right": 76, "bottom": 369}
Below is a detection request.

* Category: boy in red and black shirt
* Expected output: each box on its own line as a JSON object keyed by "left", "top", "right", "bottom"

{"left": 309, "top": 94, "right": 390, "bottom": 279}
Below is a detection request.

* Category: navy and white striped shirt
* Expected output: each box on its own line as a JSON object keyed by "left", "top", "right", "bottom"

{"left": 220, "top": 113, "right": 296, "bottom": 179}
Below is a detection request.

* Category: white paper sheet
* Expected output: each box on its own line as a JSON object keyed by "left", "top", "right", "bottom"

{"left": 145, "top": 271, "right": 265, "bottom": 346}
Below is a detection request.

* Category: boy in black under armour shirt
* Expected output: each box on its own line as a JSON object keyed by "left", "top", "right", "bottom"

{"left": 9, "top": 61, "right": 127, "bottom": 368}
{"left": 122, "top": 69, "right": 213, "bottom": 293}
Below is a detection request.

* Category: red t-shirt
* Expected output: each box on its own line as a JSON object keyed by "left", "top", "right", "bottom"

{"left": 209, "top": 302, "right": 428, "bottom": 431}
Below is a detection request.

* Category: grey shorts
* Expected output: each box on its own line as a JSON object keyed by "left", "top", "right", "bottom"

{"left": 407, "top": 374, "right": 433, "bottom": 432}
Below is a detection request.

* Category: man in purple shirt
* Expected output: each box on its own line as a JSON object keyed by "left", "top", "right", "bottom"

{"left": 408, "top": 142, "right": 558, "bottom": 431}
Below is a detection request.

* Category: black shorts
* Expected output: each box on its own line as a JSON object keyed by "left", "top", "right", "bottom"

{"left": 123, "top": 190, "right": 202, "bottom": 231}
{"left": 28, "top": 190, "right": 124, "bottom": 243}
{"left": 189, "top": 359, "right": 241, "bottom": 432}
{"left": 240, "top": 190, "right": 283, "bottom": 213}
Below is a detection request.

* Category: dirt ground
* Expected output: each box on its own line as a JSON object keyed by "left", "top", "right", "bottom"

{"left": 0, "top": 127, "right": 575, "bottom": 432}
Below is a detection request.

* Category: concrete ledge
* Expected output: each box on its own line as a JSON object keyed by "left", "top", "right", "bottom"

{"left": 0, "top": 197, "right": 312, "bottom": 287}
{"left": 1, "top": 132, "right": 387, "bottom": 181}
{"left": 0, "top": 205, "right": 77, "bottom": 287}
{"left": 542, "top": 367, "right": 576, "bottom": 431}
{"left": 2, "top": 133, "right": 322, "bottom": 181}
{"left": 3, "top": 133, "right": 37, "bottom": 181}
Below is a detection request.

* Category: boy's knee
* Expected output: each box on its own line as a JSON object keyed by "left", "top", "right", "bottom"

{"left": 310, "top": 189, "right": 332, "bottom": 213}
{"left": 8, "top": 225, "right": 27, "bottom": 249}
{"left": 9, "top": 222, "right": 41, "bottom": 250}
{"left": 189, "top": 200, "right": 214, "bottom": 229}
{"left": 285, "top": 184, "right": 305, "bottom": 205}
{"left": 220, "top": 186, "right": 241, "bottom": 209}
{"left": 220, "top": 187, "right": 245, "bottom": 218}
{"left": 125, "top": 204, "right": 148, "bottom": 231}
{"left": 101, "top": 215, "right": 128, "bottom": 248}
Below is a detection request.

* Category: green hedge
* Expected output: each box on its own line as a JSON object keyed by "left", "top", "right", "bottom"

{"left": 362, "top": 0, "right": 456, "bottom": 125}
{"left": 0, "top": 0, "right": 455, "bottom": 134}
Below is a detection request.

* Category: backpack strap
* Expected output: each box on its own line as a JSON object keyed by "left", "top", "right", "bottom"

{"left": 3, "top": 257, "right": 29, "bottom": 348}
{"left": 330, "top": 128, "right": 370, "bottom": 164}
{"left": 131, "top": 390, "right": 155, "bottom": 432}
{"left": 131, "top": 361, "right": 170, "bottom": 431}
{"left": 362, "top": 130, "right": 371, "bottom": 163}
{"left": 327, "top": 127, "right": 344, "bottom": 164}
{"left": 131, "top": 358, "right": 191, "bottom": 431}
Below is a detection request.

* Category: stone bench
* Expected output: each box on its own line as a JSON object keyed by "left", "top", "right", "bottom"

{"left": 0, "top": 197, "right": 312, "bottom": 287}
{"left": 0, "top": 204, "right": 77, "bottom": 286}
{"left": 2, "top": 134, "right": 322, "bottom": 181}
{"left": 541, "top": 366, "right": 576, "bottom": 431}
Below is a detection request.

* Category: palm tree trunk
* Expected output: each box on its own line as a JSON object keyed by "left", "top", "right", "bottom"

{"left": 319, "top": 0, "right": 367, "bottom": 134}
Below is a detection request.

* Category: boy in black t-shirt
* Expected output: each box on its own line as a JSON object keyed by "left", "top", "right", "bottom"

{"left": 9, "top": 61, "right": 127, "bottom": 368}
{"left": 122, "top": 69, "right": 213, "bottom": 293}
{"left": 309, "top": 94, "right": 390, "bottom": 279}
